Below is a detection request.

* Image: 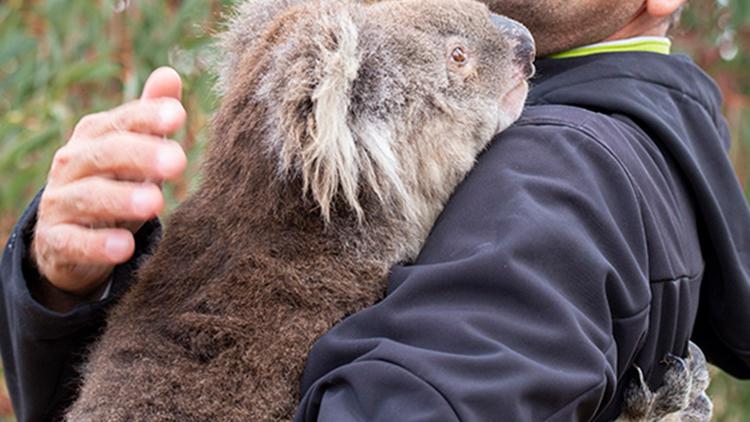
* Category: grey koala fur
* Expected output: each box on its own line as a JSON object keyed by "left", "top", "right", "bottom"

{"left": 617, "top": 342, "right": 713, "bottom": 422}
{"left": 65, "top": 0, "right": 533, "bottom": 420}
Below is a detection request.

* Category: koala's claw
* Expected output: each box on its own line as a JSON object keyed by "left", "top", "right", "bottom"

{"left": 653, "top": 354, "right": 691, "bottom": 416}
{"left": 661, "top": 353, "right": 681, "bottom": 367}
{"left": 620, "top": 366, "right": 655, "bottom": 420}
{"left": 687, "top": 342, "right": 710, "bottom": 395}
{"left": 615, "top": 342, "right": 712, "bottom": 422}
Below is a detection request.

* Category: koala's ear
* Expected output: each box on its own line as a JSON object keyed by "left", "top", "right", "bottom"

{"left": 218, "top": 0, "right": 371, "bottom": 222}
{"left": 298, "top": 5, "right": 363, "bottom": 222}
{"left": 215, "top": 0, "right": 308, "bottom": 95}
{"left": 252, "top": 2, "right": 363, "bottom": 222}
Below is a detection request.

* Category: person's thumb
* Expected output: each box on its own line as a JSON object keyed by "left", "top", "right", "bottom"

{"left": 141, "top": 66, "right": 182, "bottom": 100}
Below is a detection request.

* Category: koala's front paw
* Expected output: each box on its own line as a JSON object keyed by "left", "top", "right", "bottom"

{"left": 616, "top": 342, "right": 713, "bottom": 422}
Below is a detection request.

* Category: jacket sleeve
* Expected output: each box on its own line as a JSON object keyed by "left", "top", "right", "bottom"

{"left": 294, "top": 120, "right": 653, "bottom": 421}
{"left": 0, "top": 190, "right": 161, "bottom": 422}
{"left": 689, "top": 113, "right": 750, "bottom": 379}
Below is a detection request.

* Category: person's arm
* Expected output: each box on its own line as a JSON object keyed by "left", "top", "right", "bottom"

{"left": 0, "top": 194, "right": 161, "bottom": 421}
{"left": 688, "top": 128, "right": 750, "bottom": 380}
{"left": 0, "top": 67, "right": 186, "bottom": 421}
{"left": 294, "top": 119, "right": 651, "bottom": 421}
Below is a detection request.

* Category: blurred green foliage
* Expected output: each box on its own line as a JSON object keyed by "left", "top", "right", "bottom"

{"left": 0, "top": 0, "right": 232, "bottom": 241}
{"left": 676, "top": 0, "right": 750, "bottom": 198}
{"left": 0, "top": 0, "right": 749, "bottom": 421}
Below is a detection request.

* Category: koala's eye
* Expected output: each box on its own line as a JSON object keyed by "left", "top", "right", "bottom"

{"left": 451, "top": 47, "right": 468, "bottom": 65}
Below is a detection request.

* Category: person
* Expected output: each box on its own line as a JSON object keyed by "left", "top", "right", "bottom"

{"left": 2, "top": 0, "right": 749, "bottom": 420}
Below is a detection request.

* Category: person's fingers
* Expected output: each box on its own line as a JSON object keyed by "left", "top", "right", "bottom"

{"left": 34, "top": 224, "right": 135, "bottom": 267}
{"left": 41, "top": 179, "right": 163, "bottom": 225}
{"left": 71, "top": 98, "right": 186, "bottom": 140}
{"left": 141, "top": 66, "right": 182, "bottom": 100}
{"left": 30, "top": 67, "right": 185, "bottom": 294}
{"left": 48, "top": 133, "right": 187, "bottom": 185}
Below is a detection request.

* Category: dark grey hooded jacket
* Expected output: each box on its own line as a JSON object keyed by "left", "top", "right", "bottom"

{"left": 1, "top": 52, "right": 748, "bottom": 421}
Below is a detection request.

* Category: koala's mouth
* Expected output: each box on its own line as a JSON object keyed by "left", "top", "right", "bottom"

{"left": 524, "top": 62, "right": 536, "bottom": 79}
{"left": 496, "top": 79, "right": 530, "bottom": 132}
{"left": 501, "top": 79, "right": 529, "bottom": 110}
{"left": 503, "top": 62, "right": 534, "bottom": 108}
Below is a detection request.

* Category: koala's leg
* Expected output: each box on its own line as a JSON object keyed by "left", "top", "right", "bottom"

{"left": 615, "top": 342, "right": 713, "bottom": 422}
{"left": 66, "top": 322, "right": 250, "bottom": 421}
{"left": 64, "top": 320, "right": 198, "bottom": 421}
{"left": 64, "top": 288, "right": 250, "bottom": 421}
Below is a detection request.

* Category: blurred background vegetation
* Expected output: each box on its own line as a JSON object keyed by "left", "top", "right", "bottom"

{"left": 0, "top": 0, "right": 748, "bottom": 420}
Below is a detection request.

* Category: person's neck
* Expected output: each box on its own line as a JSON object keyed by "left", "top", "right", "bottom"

{"left": 605, "top": 5, "right": 670, "bottom": 41}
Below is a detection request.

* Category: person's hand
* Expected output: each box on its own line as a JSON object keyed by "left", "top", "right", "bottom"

{"left": 30, "top": 67, "right": 187, "bottom": 304}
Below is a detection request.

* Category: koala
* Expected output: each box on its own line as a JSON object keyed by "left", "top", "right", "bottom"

{"left": 616, "top": 342, "right": 713, "bottom": 422}
{"left": 65, "top": 0, "right": 535, "bottom": 420}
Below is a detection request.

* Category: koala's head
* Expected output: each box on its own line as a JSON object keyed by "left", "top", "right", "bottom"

{"left": 213, "top": 0, "right": 534, "bottom": 233}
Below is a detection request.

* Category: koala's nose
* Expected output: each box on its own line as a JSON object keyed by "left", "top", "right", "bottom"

{"left": 491, "top": 14, "right": 536, "bottom": 78}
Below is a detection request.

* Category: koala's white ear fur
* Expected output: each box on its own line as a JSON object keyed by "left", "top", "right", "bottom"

{"left": 302, "top": 7, "right": 362, "bottom": 222}
{"left": 217, "top": 0, "right": 400, "bottom": 222}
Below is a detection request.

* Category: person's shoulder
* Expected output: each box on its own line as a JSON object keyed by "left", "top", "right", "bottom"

{"left": 514, "top": 104, "right": 636, "bottom": 146}
{"left": 486, "top": 104, "right": 641, "bottom": 180}
{"left": 498, "top": 104, "right": 649, "bottom": 185}
{"left": 430, "top": 104, "right": 645, "bottom": 242}
{"left": 416, "top": 102, "right": 649, "bottom": 274}
{"left": 516, "top": 104, "right": 601, "bottom": 128}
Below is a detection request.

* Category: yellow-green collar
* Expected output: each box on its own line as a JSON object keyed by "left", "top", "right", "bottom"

{"left": 548, "top": 36, "right": 672, "bottom": 59}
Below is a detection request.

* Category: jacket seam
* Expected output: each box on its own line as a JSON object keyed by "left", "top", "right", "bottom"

{"left": 649, "top": 269, "right": 704, "bottom": 285}
{"left": 514, "top": 115, "right": 643, "bottom": 209}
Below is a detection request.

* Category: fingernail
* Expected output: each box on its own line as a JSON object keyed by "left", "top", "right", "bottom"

{"left": 158, "top": 143, "right": 185, "bottom": 177}
{"left": 132, "top": 187, "right": 156, "bottom": 216}
{"left": 105, "top": 236, "right": 130, "bottom": 260}
{"left": 159, "top": 101, "right": 184, "bottom": 126}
